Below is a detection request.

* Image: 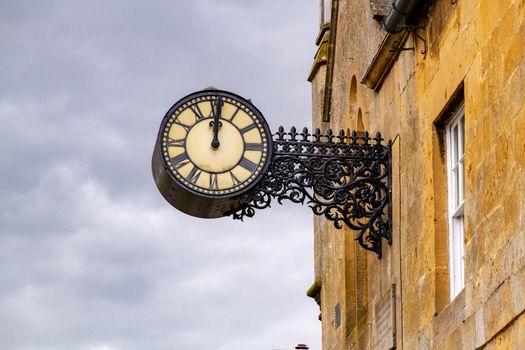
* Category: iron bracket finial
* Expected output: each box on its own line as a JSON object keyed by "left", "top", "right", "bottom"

{"left": 230, "top": 126, "right": 392, "bottom": 258}
{"left": 389, "top": 25, "right": 427, "bottom": 57}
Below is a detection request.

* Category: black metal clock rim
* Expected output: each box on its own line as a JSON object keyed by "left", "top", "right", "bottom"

{"left": 156, "top": 88, "right": 266, "bottom": 141}
{"left": 155, "top": 88, "right": 274, "bottom": 199}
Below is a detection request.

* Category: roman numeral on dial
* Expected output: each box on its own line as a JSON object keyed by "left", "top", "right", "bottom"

{"left": 171, "top": 153, "right": 190, "bottom": 170}
{"left": 239, "top": 123, "right": 257, "bottom": 134}
{"left": 229, "top": 107, "right": 240, "bottom": 121}
{"left": 238, "top": 157, "right": 258, "bottom": 173}
{"left": 173, "top": 119, "right": 191, "bottom": 132}
{"left": 209, "top": 101, "right": 216, "bottom": 117}
{"left": 209, "top": 173, "right": 219, "bottom": 190}
{"left": 167, "top": 138, "right": 186, "bottom": 147}
{"left": 229, "top": 171, "right": 241, "bottom": 186}
{"left": 186, "top": 166, "right": 202, "bottom": 183}
{"left": 189, "top": 104, "right": 205, "bottom": 121}
{"left": 245, "top": 143, "right": 263, "bottom": 151}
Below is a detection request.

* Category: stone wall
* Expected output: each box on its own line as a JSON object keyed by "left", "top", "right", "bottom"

{"left": 308, "top": 0, "right": 525, "bottom": 349}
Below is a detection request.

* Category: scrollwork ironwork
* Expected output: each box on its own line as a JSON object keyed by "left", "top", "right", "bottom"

{"left": 231, "top": 126, "right": 392, "bottom": 258}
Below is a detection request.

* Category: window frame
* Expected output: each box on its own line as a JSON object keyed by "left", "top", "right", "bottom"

{"left": 445, "top": 102, "right": 465, "bottom": 300}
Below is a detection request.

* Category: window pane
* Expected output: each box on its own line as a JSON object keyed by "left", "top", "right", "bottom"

{"left": 454, "top": 168, "right": 460, "bottom": 207}
{"left": 446, "top": 102, "right": 466, "bottom": 300}
{"left": 450, "top": 216, "right": 465, "bottom": 299}
{"left": 459, "top": 216, "right": 465, "bottom": 288}
{"left": 459, "top": 115, "right": 465, "bottom": 155}
{"left": 453, "top": 124, "right": 459, "bottom": 164}
{"left": 459, "top": 160, "right": 464, "bottom": 204}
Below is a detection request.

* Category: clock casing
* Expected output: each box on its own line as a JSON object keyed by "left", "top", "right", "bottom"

{"left": 152, "top": 89, "right": 273, "bottom": 218}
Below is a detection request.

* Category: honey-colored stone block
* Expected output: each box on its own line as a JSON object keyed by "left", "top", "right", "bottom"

{"left": 309, "top": 1, "right": 525, "bottom": 349}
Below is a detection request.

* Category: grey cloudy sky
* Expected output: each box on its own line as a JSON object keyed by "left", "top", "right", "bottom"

{"left": 0, "top": 1, "right": 320, "bottom": 350}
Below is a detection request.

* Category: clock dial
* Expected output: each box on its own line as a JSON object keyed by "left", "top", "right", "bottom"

{"left": 159, "top": 91, "right": 271, "bottom": 197}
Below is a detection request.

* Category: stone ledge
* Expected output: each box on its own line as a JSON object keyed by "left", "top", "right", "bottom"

{"left": 432, "top": 289, "right": 466, "bottom": 346}
{"left": 307, "top": 280, "right": 322, "bottom": 300}
{"left": 308, "top": 28, "right": 330, "bottom": 82}
{"left": 431, "top": 264, "right": 525, "bottom": 349}
{"left": 361, "top": 30, "right": 410, "bottom": 91}
{"left": 315, "top": 23, "right": 330, "bottom": 46}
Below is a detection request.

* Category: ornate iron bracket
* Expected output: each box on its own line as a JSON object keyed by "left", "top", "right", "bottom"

{"left": 389, "top": 25, "right": 427, "bottom": 57}
{"left": 230, "top": 127, "right": 392, "bottom": 258}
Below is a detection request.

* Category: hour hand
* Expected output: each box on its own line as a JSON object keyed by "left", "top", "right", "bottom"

{"left": 210, "top": 96, "right": 223, "bottom": 149}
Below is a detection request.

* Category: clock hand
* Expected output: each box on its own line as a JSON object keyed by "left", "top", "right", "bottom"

{"left": 210, "top": 96, "right": 223, "bottom": 149}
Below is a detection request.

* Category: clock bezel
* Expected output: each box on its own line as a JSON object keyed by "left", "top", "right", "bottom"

{"left": 156, "top": 89, "right": 273, "bottom": 199}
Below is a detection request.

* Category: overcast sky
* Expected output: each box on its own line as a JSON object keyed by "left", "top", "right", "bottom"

{"left": 0, "top": 1, "right": 320, "bottom": 350}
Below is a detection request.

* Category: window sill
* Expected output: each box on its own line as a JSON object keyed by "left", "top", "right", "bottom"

{"left": 432, "top": 288, "right": 466, "bottom": 340}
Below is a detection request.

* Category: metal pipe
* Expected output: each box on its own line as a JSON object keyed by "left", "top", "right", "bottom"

{"left": 382, "top": 0, "right": 421, "bottom": 34}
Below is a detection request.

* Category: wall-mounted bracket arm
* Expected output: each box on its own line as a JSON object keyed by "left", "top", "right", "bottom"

{"left": 230, "top": 127, "right": 392, "bottom": 258}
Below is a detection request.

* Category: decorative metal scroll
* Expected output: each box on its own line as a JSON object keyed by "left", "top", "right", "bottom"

{"left": 231, "top": 126, "right": 392, "bottom": 258}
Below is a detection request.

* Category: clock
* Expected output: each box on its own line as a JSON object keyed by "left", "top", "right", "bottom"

{"left": 152, "top": 89, "right": 273, "bottom": 218}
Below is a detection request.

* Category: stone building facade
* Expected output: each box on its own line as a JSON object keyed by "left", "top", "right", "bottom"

{"left": 307, "top": 0, "right": 525, "bottom": 349}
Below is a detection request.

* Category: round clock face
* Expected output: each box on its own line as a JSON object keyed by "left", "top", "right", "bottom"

{"left": 158, "top": 90, "right": 272, "bottom": 197}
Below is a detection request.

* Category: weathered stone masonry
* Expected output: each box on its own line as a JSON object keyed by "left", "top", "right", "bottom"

{"left": 308, "top": 1, "right": 525, "bottom": 349}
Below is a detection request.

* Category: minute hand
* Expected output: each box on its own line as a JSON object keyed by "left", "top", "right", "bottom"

{"left": 211, "top": 96, "right": 223, "bottom": 149}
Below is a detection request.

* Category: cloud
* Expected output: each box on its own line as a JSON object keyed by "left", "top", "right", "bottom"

{"left": 0, "top": 1, "right": 320, "bottom": 349}
{"left": 84, "top": 345, "right": 121, "bottom": 350}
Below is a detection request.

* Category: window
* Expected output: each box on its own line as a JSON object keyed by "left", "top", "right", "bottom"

{"left": 446, "top": 103, "right": 465, "bottom": 299}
